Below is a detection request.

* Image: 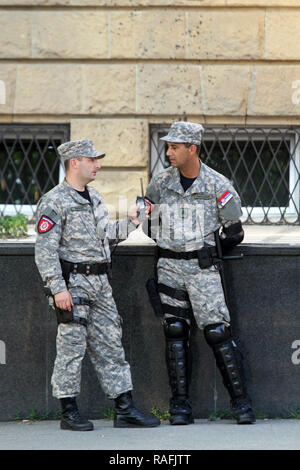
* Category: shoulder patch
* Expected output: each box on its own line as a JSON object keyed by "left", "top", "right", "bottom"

{"left": 38, "top": 215, "right": 56, "bottom": 234}
{"left": 217, "top": 190, "right": 233, "bottom": 208}
{"left": 144, "top": 197, "right": 154, "bottom": 214}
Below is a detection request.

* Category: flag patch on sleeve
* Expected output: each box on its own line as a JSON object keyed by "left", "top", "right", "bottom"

{"left": 144, "top": 197, "right": 154, "bottom": 215}
{"left": 38, "top": 215, "right": 55, "bottom": 234}
{"left": 217, "top": 190, "right": 233, "bottom": 208}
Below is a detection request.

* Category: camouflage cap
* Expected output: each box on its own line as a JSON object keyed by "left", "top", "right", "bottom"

{"left": 57, "top": 139, "right": 105, "bottom": 162}
{"left": 160, "top": 121, "right": 204, "bottom": 146}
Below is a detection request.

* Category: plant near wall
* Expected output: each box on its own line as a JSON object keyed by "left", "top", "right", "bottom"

{"left": 0, "top": 214, "right": 28, "bottom": 238}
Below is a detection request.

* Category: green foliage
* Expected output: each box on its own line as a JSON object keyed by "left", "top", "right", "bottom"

{"left": 12, "top": 408, "right": 49, "bottom": 422}
{"left": 151, "top": 407, "right": 170, "bottom": 421}
{"left": 209, "top": 409, "right": 233, "bottom": 421}
{"left": 0, "top": 214, "right": 28, "bottom": 238}
{"left": 52, "top": 410, "right": 62, "bottom": 420}
{"left": 25, "top": 409, "right": 39, "bottom": 421}
{"left": 288, "top": 409, "right": 300, "bottom": 419}
{"left": 12, "top": 410, "right": 22, "bottom": 421}
{"left": 255, "top": 410, "right": 269, "bottom": 420}
{"left": 102, "top": 407, "right": 116, "bottom": 420}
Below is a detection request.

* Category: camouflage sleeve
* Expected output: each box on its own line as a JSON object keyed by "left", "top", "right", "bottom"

{"left": 34, "top": 198, "right": 67, "bottom": 295}
{"left": 144, "top": 177, "right": 161, "bottom": 205}
{"left": 216, "top": 179, "right": 243, "bottom": 228}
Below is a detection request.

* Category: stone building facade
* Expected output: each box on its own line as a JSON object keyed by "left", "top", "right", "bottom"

{"left": 1, "top": 0, "right": 300, "bottom": 216}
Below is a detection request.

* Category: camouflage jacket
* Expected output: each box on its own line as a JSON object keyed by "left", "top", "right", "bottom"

{"left": 143, "top": 161, "right": 242, "bottom": 252}
{"left": 35, "top": 179, "right": 136, "bottom": 295}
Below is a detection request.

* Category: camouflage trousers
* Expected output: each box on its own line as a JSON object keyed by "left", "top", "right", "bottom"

{"left": 51, "top": 272, "right": 133, "bottom": 399}
{"left": 157, "top": 257, "right": 230, "bottom": 328}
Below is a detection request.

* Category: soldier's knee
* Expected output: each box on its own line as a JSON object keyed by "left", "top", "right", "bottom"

{"left": 163, "top": 317, "right": 190, "bottom": 340}
{"left": 204, "top": 322, "right": 231, "bottom": 346}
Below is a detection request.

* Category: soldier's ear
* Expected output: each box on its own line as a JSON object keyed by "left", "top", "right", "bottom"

{"left": 70, "top": 158, "right": 79, "bottom": 170}
{"left": 188, "top": 144, "right": 197, "bottom": 155}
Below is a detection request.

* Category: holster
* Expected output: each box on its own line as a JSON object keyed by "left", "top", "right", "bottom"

{"left": 146, "top": 278, "right": 192, "bottom": 320}
{"left": 54, "top": 298, "right": 90, "bottom": 327}
{"left": 43, "top": 283, "right": 89, "bottom": 328}
{"left": 55, "top": 306, "right": 74, "bottom": 325}
{"left": 197, "top": 245, "right": 215, "bottom": 269}
{"left": 146, "top": 278, "right": 164, "bottom": 318}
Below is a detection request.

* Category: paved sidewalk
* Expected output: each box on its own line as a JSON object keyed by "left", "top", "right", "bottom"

{"left": 0, "top": 419, "right": 299, "bottom": 451}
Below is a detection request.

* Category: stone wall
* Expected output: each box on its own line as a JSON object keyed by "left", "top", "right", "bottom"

{"left": 1, "top": 243, "right": 300, "bottom": 421}
{"left": 1, "top": 1, "right": 300, "bottom": 207}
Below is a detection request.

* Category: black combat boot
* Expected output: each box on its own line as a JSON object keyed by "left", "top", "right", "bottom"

{"left": 169, "top": 396, "right": 193, "bottom": 425}
{"left": 114, "top": 392, "right": 160, "bottom": 428}
{"left": 60, "top": 397, "right": 94, "bottom": 431}
{"left": 204, "top": 323, "right": 255, "bottom": 425}
{"left": 231, "top": 396, "right": 256, "bottom": 425}
{"left": 164, "top": 318, "right": 194, "bottom": 425}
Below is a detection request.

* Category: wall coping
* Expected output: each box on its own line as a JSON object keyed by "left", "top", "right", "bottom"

{"left": 1, "top": 242, "right": 300, "bottom": 257}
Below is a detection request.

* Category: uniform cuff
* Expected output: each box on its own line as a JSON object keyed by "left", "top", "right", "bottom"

{"left": 48, "top": 278, "right": 67, "bottom": 296}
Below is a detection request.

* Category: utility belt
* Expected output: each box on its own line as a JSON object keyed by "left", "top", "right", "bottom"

{"left": 158, "top": 245, "right": 220, "bottom": 270}
{"left": 60, "top": 259, "right": 109, "bottom": 283}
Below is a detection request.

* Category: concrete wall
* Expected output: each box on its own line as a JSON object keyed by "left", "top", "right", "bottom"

{"left": 0, "top": 243, "right": 300, "bottom": 421}
{"left": 1, "top": 1, "right": 300, "bottom": 209}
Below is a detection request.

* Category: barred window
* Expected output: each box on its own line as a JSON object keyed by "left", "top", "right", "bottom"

{"left": 150, "top": 125, "right": 300, "bottom": 225}
{"left": 0, "top": 124, "right": 69, "bottom": 217}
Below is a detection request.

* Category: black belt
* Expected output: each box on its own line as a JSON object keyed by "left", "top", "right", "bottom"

{"left": 60, "top": 259, "right": 108, "bottom": 276}
{"left": 158, "top": 247, "right": 216, "bottom": 260}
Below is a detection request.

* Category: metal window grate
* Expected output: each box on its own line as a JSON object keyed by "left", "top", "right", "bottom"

{"left": 150, "top": 125, "right": 300, "bottom": 225}
{"left": 0, "top": 124, "right": 69, "bottom": 218}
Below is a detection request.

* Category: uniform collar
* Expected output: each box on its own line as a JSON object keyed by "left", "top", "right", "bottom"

{"left": 165, "top": 160, "right": 206, "bottom": 195}
{"left": 165, "top": 167, "right": 184, "bottom": 195}
{"left": 189, "top": 161, "right": 209, "bottom": 194}
{"left": 62, "top": 179, "right": 91, "bottom": 205}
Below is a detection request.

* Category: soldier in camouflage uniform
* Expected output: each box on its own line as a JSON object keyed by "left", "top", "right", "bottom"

{"left": 142, "top": 122, "right": 255, "bottom": 425}
{"left": 35, "top": 139, "right": 160, "bottom": 431}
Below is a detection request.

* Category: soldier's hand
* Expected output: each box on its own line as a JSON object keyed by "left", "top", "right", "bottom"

{"left": 129, "top": 204, "right": 142, "bottom": 226}
{"left": 54, "top": 290, "right": 74, "bottom": 311}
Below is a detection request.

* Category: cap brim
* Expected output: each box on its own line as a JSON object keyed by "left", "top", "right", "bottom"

{"left": 91, "top": 151, "right": 105, "bottom": 158}
{"left": 160, "top": 136, "right": 188, "bottom": 143}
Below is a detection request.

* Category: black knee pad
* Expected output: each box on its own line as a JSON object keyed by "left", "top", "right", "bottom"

{"left": 203, "top": 322, "right": 231, "bottom": 346}
{"left": 204, "top": 323, "right": 246, "bottom": 399}
{"left": 163, "top": 317, "right": 191, "bottom": 398}
{"left": 164, "top": 317, "right": 190, "bottom": 341}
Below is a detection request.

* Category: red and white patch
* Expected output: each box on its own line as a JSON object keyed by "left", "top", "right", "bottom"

{"left": 144, "top": 197, "right": 154, "bottom": 215}
{"left": 217, "top": 190, "right": 233, "bottom": 208}
{"left": 38, "top": 215, "right": 55, "bottom": 234}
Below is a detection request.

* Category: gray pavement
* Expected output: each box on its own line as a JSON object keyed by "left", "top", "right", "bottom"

{"left": 0, "top": 418, "right": 299, "bottom": 450}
